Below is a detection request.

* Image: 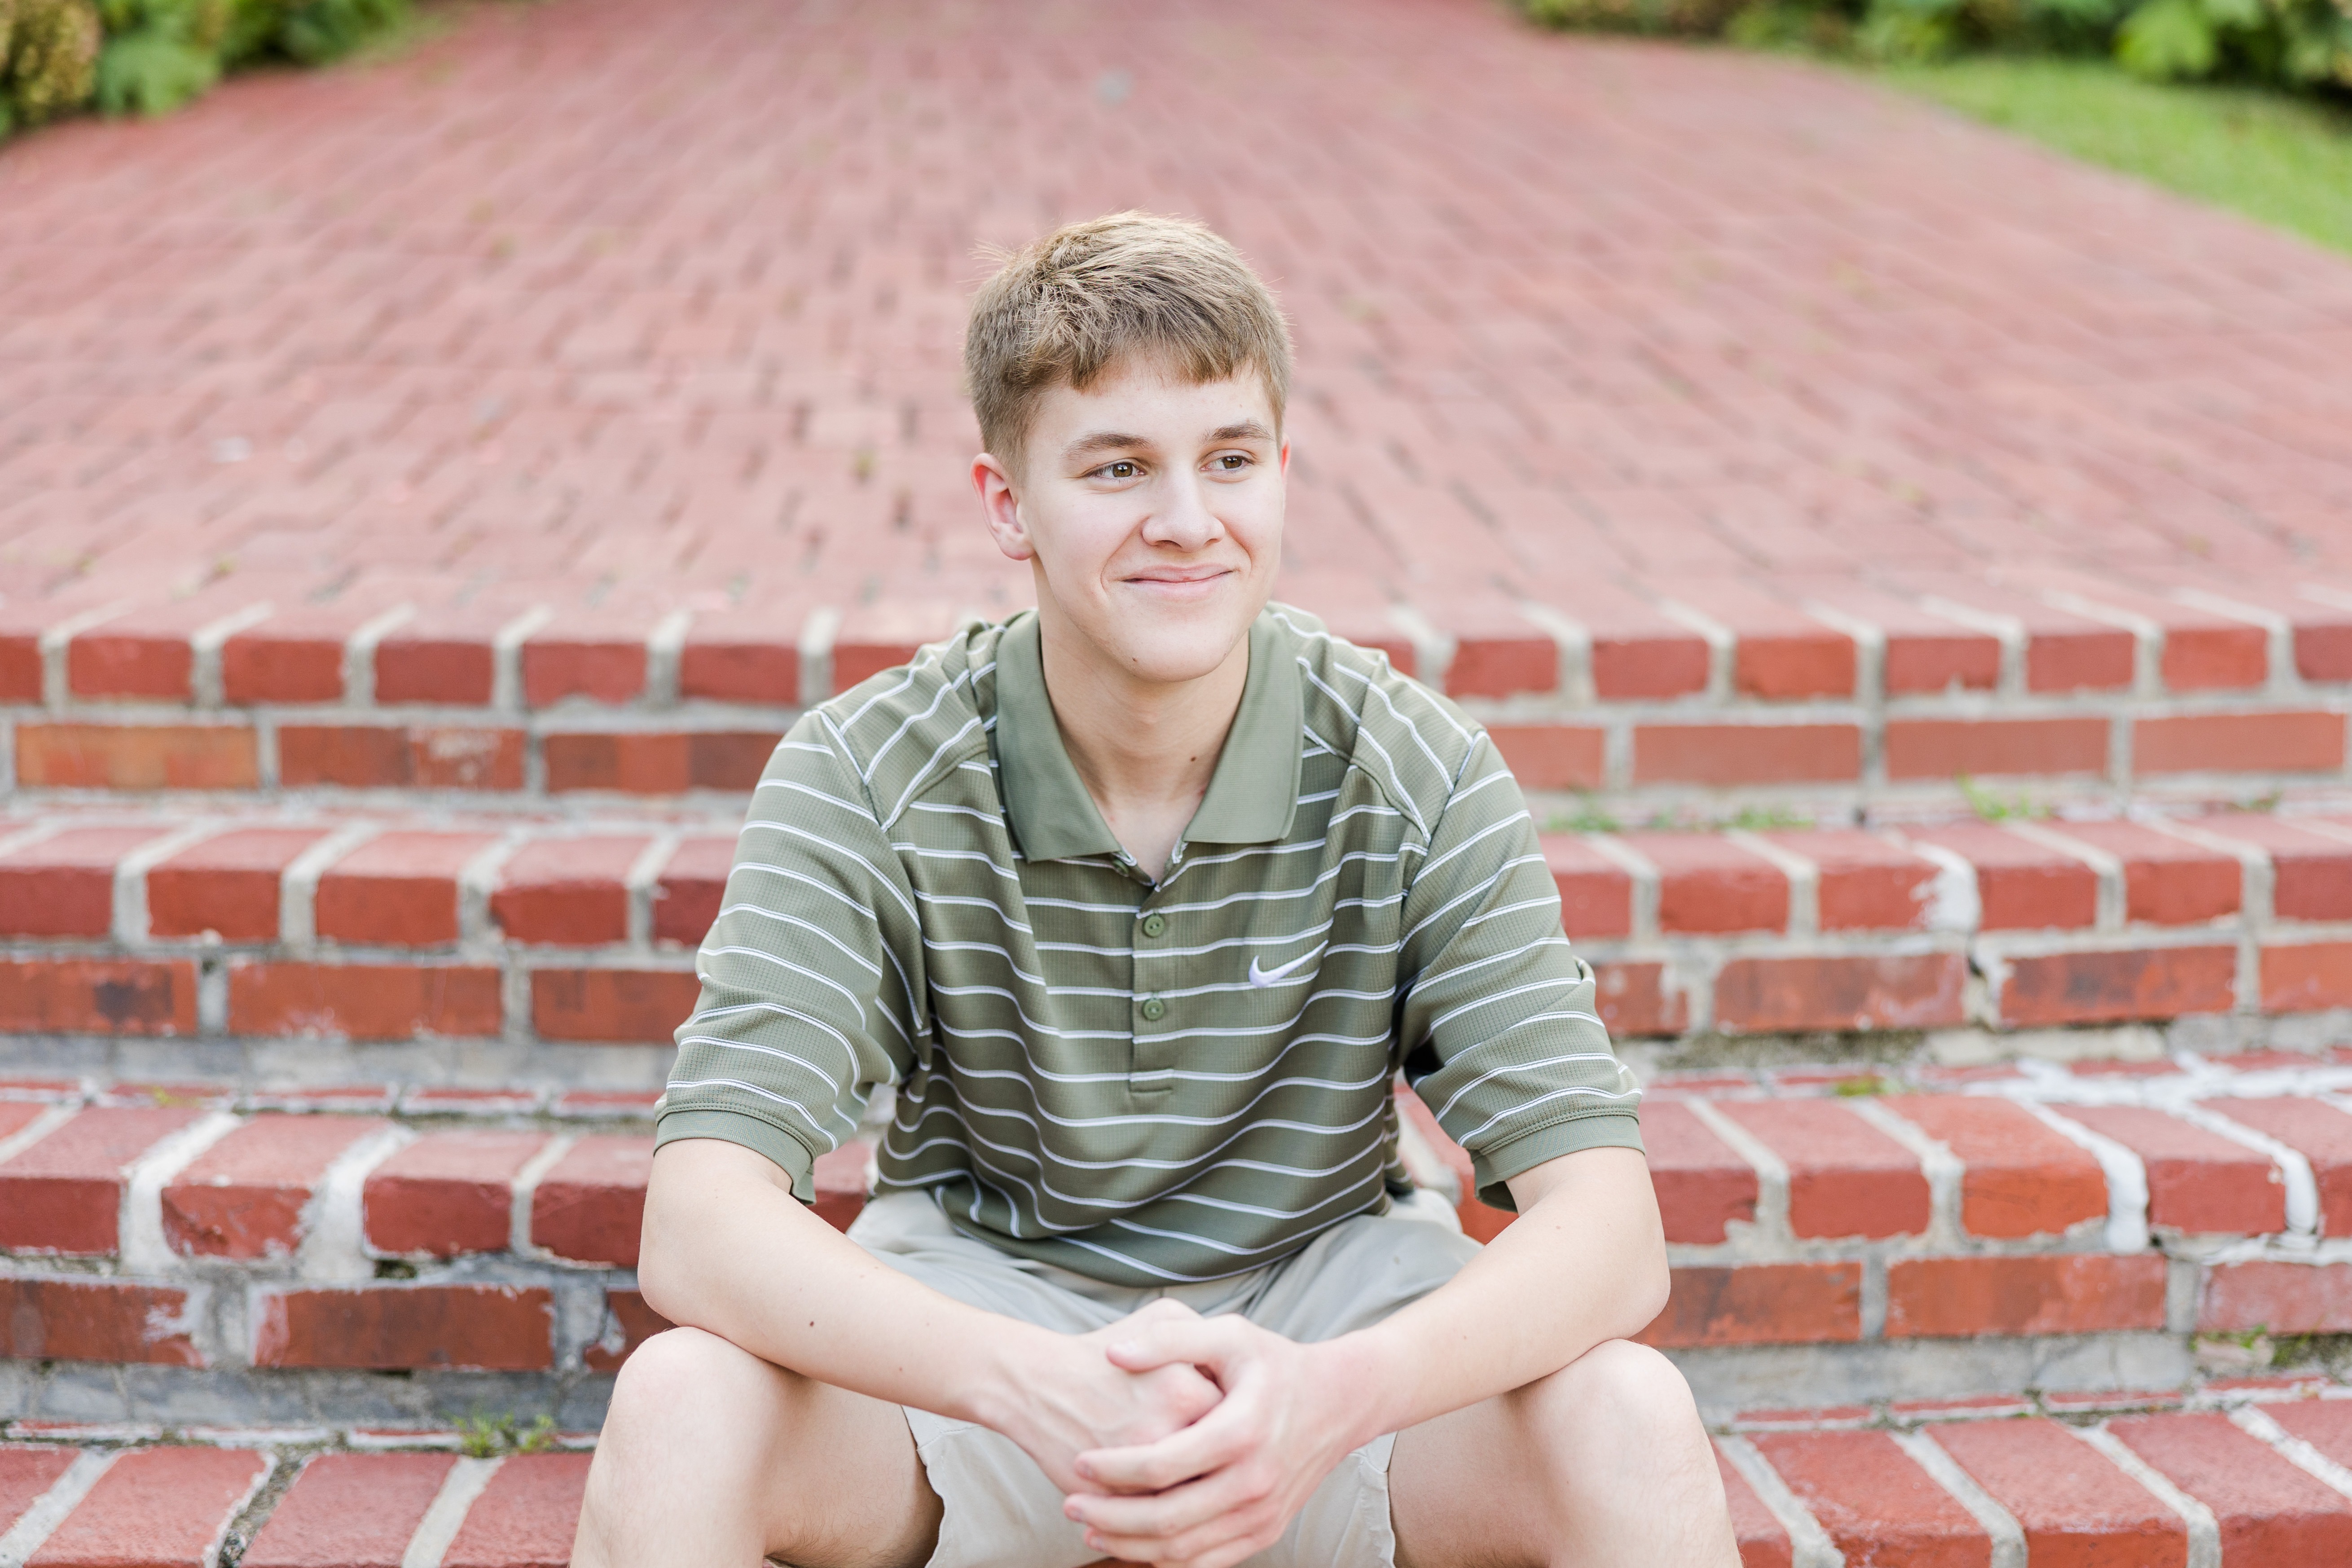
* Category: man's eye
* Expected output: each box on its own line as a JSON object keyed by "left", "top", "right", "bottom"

{"left": 1214, "top": 453, "right": 1250, "bottom": 470}
{"left": 1102, "top": 461, "right": 1139, "bottom": 480}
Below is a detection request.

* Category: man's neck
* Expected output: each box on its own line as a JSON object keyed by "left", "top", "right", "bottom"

{"left": 1035, "top": 611, "right": 1251, "bottom": 882}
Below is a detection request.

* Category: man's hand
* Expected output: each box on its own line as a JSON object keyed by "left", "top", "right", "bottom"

{"left": 1059, "top": 1311, "right": 1372, "bottom": 1568}
{"left": 982, "top": 1299, "right": 1227, "bottom": 1497}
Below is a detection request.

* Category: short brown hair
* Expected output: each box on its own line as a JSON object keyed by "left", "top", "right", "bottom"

{"left": 964, "top": 212, "right": 1293, "bottom": 466}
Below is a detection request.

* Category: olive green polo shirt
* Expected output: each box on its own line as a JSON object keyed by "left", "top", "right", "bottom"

{"left": 658, "top": 604, "right": 1642, "bottom": 1285}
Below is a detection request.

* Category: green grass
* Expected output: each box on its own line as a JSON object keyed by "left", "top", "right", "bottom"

{"left": 1872, "top": 57, "right": 2352, "bottom": 257}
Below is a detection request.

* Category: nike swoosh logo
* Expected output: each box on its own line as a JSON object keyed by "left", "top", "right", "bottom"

{"left": 1247, "top": 947, "right": 1323, "bottom": 988}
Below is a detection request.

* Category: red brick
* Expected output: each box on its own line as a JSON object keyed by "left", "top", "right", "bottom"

{"left": 2198, "top": 1261, "right": 2352, "bottom": 1333}
{"left": 2203, "top": 1098, "right": 2352, "bottom": 1235}
{"left": 15, "top": 723, "right": 260, "bottom": 790}
{"left": 1713, "top": 953, "right": 1966, "bottom": 1034}
{"left": 0, "top": 1278, "right": 202, "bottom": 1363}
{"left": 522, "top": 634, "right": 647, "bottom": 707}
{"left": 1593, "top": 632, "right": 1711, "bottom": 700}
{"left": 2062, "top": 1104, "right": 2285, "bottom": 1234}
{"left": 0, "top": 1448, "right": 80, "bottom": 1531}
{"left": 278, "top": 725, "right": 527, "bottom": 791}
{"left": 313, "top": 833, "right": 498, "bottom": 946}
{"left": 690, "top": 731, "right": 782, "bottom": 790}
{"left": 1635, "top": 1263, "right": 1862, "bottom": 1348}
{"left": 1713, "top": 1100, "right": 1930, "bottom": 1238}
{"left": 2172, "top": 816, "right": 2352, "bottom": 921}
{"left": 2265, "top": 943, "right": 2352, "bottom": 1013}
{"left": 1749, "top": 1430, "right": 1989, "bottom": 1566}
{"left": 0, "top": 826, "right": 169, "bottom": 937}
{"left": 1447, "top": 630, "right": 1557, "bottom": 699}
{"left": 242, "top": 1452, "right": 459, "bottom": 1568}
{"left": 2269, "top": 1401, "right": 2352, "bottom": 1471}
{"left": 147, "top": 828, "right": 330, "bottom": 941}
{"left": 1620, "top": 833, "right": 1788, "bottom": 934}
{"left": 230, "top": 963, "right": 504, "bottom": 1041}
{"left": 373, "top": 635, "right": 493, "bottom": 705}
{"left": 441, "top": 1452, "right": 593, "bottom": 1568}
{"left": 1640, "top": 1101, "right": 1757, "bottom": 1244}
{"left": 0, "top": 632, "right": 41, "bottom": 703}
{"left": 491, "top": 837, "right": 646, "bottom": 945}
{"left": 219, "top": 626, "right": 347, "bottom": 704}
{"left": 530, "top": 1134, "right": 651, "bottom": 1265}
{"left": 0, "top": 1106, "right": 204, "bottom": 1253}
{"left": 1881, "top": 1095, "right": 2106, "bottom": 1238}
{"left": 833, "top": 639, "right": 926, "bottom": 694}
{"left": 0, "top": 953, "right": 192, "bottom": 1033}
{"left": 583, "top": 1289, "right": 676, "bottom": 1373}
{"left": 1539, "top": 834, "right": 1632, "bottom": 939}
{"left": 1929, "top": 1419, "right": 2188, "bottom": 1567}
{"left": 162, "top": 1113, "right": 389, "bottom": 1258}
{"left": 1593, "top": 960, "right": 1687, "bottom": 1037}
{"left": 27, "top": 1446, "right": 268, "bottom": 1568}
{"left": 679, "top": 633, "right": 798, "bottom": 703}
{"left": 2136, "top": 712, "right": 2346, "bottom": 776}
{"left": 1886, "top": 1254, "right": 2168, "bottom": 1337}
{"left": 1632, "top": 725, "right": 1861, "bottom": 786}
{"left": 1995, "top": 945, "right": 2237, "bottom": 1026}
{"left": 530, "top": 967, "right": 699, "bottom": 1043}
{"left": 651, "top": 835, "right": 734, "bottom": 946}
{"left": 252, "top": 1284, "right": 554, "bottom": 1370}
{"left": 1714, "top": 1446, "right": 1793, "bottom": 1568}
{"left": 364, "top": 1130, "right": 549, "bottom": 1257}
{"left": 1666, "top": 581, "right": 1854, "bottom": 699}
{"left": 1766, "top": 830, "right": 1939, "bottom": 930}
{"left": 2111, "top": 1411, "right": 2352, "bottom": 1562}
{"left": 1883, "top": 716, "right": 2110, "bottom": 782}
{"left": 543, "top": 731, "right": 685, "bottom": 794}
{"left": 2039, "top": 821, "right": 2239, "bottom": 925}
{"left": 68, "top": 626, "right": 191, "bottom": 700}
{"left": 1904, "top": 823, "right": 2097, "bottom": 931}
{"left": 1489, "top": 725, "right": 1605, "bottom": 791}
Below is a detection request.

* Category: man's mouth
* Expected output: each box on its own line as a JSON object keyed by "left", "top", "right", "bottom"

{"left": 1125, "top": 565, "right": 1232, "bottom": 586}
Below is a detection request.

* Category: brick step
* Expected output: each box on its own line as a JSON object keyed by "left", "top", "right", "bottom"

{"left": 3, "top": 576, "right": 2346, "bottom": 813}
{"left": 3, "top": 806, "right": 2348, "bottom": 1065}
{"left": 12, "top": 1061, "right": 2352, "bottom": 1424}
{"left": 13, "top": 1385, "right": 2352, "bottom": 1567}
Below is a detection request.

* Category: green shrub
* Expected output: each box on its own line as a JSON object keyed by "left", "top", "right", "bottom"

{"left": 1524, "top": 0, "right": 2352, "bottom": 90}
{"left": 5, "top": 0, "right": 102, "bottom": 128}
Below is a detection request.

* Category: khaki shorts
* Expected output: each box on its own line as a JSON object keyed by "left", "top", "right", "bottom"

{"left": 845, "top": 1190, "right": 1482, "bottom": 1568}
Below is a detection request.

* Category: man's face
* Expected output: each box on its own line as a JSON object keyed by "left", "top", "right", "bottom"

{"left": 974, "top": 358, "right": 1286, "bottom": 686}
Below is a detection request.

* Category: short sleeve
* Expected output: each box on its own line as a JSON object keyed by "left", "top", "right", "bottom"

{"left": 1395, "top": 734, "right": 1642, "bottom": 1208}
{"left": 656, "top": 712, "right": 924, "bottom": 1199}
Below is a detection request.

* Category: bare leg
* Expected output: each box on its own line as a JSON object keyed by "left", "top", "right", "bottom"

{"left": 1388, "top": 1339, "right": 1739, "bottom": 1568}
{"left": 572, "top": 1327, "right": 944, "bottom": 1568}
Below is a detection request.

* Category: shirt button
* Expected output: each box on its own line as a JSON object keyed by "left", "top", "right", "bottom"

{"left": 1139, "top": 996, "right": 1167, "bottom": 1022}
{"left": 1141, "top": 914, "right": 1167, "bottom": 939}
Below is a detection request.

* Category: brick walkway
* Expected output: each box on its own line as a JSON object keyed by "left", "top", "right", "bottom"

{"left": 6, "top": 0, "right": 2352, "bottom": 676}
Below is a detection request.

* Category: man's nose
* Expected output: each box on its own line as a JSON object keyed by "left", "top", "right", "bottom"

{"left": 1144, "top": 471, "right": 1223, "bottom": 549}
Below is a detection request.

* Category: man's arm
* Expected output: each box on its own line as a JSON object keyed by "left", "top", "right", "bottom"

{"left": 640, "top": 1138, "right": 1224, "bottom": 1495}
{"left": 1064, "top": 1143, "right": 1666, "bottom": 1568}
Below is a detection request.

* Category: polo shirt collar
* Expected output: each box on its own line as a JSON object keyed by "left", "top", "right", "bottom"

{"left": 993, "top": 611, "right": 1303, "bottom": 864}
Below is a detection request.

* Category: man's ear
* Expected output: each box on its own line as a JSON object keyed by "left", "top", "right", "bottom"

{"left": 972, "top": 452, "right": 1033, "bottom": 562}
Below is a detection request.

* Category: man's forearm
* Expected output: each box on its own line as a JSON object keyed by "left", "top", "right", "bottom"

{"left": 1328, "top": 1145, "right": 1668, "bottom": 1444}
{"left": 638, "top": 1138, "right": 1055, "bottom": 1428}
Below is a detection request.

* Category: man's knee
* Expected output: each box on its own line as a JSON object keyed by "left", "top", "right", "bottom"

{"left": 1523, "top": 1338, "right": 1705, "bottom": 1459}
{"left": 606, "top": 1325, "right": 799, "bottom": 1438}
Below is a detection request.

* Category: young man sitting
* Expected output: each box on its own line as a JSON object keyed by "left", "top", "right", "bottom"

{"left": 573, "top": 213, "right": 1741, "bottom": 1568}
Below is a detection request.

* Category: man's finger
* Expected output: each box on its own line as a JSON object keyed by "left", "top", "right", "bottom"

{"left": 1102, "top": 1313, "right": 1245, "bottom": 1375}
{"left": 1069, "top": 1466, "right": 1272, "bottom": 1559}
{"left": 1076, "top": 1397, "right": 1254, "bottom": 1494}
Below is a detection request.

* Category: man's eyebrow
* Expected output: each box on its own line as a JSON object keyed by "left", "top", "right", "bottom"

{"left": 1209, "top": 421, "right": 1275, "bottom": 443}
{"left": 1063, "top": 430, "right": 1153, "bottom": 460}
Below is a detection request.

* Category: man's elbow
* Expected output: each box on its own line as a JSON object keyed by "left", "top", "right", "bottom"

{"left": 1620, "top": 1245, "right": 1671, "bottom": 1338}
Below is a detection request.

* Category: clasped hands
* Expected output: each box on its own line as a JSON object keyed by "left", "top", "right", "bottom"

{"left": 993, "top": 1298, "right": 1372, "bottom": 1568}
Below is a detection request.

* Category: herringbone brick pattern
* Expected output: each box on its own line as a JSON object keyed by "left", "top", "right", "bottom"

{"left": 4, "top": 0, "right": 2352, "bottom": 703}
